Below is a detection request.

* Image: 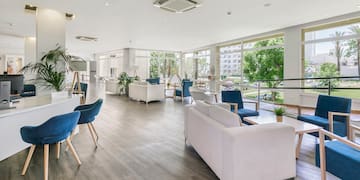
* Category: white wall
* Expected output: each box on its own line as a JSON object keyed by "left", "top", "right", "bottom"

{"left": 36, "top": 8, "right": 66, "bottom": 61}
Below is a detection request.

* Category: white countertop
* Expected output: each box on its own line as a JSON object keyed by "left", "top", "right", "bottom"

{"left": 0, "top": 94, "right": 80, "bottom": 118}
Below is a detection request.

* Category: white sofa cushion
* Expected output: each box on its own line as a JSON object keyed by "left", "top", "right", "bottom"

{"left": 209, "top": 105, "right": 240, "bottom": 127}
{"left": 194, "top": 100, "right": 210, "bottom": 116}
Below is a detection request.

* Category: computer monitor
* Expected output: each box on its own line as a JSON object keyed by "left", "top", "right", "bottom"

{"left": 0, "top": 81, "right": 10, "bottom": 103}
{"left": 0, "top": 74, "right": 24, "bottom": 94}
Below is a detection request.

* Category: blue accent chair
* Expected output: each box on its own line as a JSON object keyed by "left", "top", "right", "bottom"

{"left": 146, "top": 77, "right": 160, "bottom": 84}
{"left": 315, "top": 130, "right": 360, "bottom": 180}
{"left": 74, "top": 82, "right": 88, "bottom": 98}
{"left": 175, "top": 80, "right": 193, "bottom": 102}
{"left": 20, "top": 111, "right": 81, "bottom": 180}
{"left": 297, "top": 95, "right": 351, "bottom": 137}
{"left": 221, "top": 90, "right": 259, "bottom": 123}
{"left": 74, "top": 99, "right": 103, "bottom": 147}
{"left": 20, "top": 84, "right": 36, "bottom": 97}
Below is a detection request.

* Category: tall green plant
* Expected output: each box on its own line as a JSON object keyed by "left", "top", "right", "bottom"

{"left": 21, "top": 46, "right": 71, "bottom": 91}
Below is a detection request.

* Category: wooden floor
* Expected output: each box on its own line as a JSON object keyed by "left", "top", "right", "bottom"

{"left": 0, "top": 82, "right": 340, "bottom": 180}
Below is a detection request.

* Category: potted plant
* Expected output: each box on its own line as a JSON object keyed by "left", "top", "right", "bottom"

{"left": 21, "top": 46, "right": 71, "bottom": 92}
{"left": 118, "top": 72, "right": 138, "bottom": 96}
{"left": 274, "top": 107, "right": 286, "bottom": 122}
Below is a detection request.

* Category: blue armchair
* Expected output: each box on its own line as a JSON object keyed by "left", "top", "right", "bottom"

{"left": 297, "top": 95, "right": 351, "bottom": 137}
{"left": 20, "top": 111, "right": 81, "bottom": 180}
{"left": 74, "top": 99, "right": 103, "bottom": 147}
{"left": 221, "top": 90, "right": 259, "bottom": 123}
{"left": 315, "top": 129, "right": 360, "bottom": 180}
{"left": 146, "top": 77, "right": 160, "bottom": 84}
{"left": 175, "top": 80, "right": 193, "bottom": 102}
{"left": 20, "top": 84, "right": 36, "bottom": 97}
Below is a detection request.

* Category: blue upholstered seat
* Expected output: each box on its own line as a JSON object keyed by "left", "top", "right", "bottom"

{"left": 315, "top": 141, "right": 360, "bottom": 180}
{"left": 175, "top": 80, "right": 193, "bottom": 101}
{"left": 20, "top": 84, "right": 36, "bottom": 97}
{"left": 21, "top": 111, "right": 80, "bottom": 145}
{"left": 20, "top": 111, "right": 81, "bottom": 180}
{"left": 74, "top": 99, "right": 103, "bottom": 146}
{"left": 297, "top": 95, "right": 351, "bottom": 137}
{"left": 146, "top": 77, "right": 160, "bottom": 84}
{"left": 222, "top": 90, "right": 259, "bottom": 122}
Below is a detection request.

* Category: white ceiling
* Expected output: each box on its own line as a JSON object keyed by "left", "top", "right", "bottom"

{"left": 0, "top": 0, "right": 359, "bottom": 56}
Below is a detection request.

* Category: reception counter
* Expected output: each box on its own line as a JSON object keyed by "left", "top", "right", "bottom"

{"left": 0, "top": 95, "right": 80, "bottom": 161}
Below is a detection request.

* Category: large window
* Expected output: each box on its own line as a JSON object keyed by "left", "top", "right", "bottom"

{"left": 243, "top": 36, "right": 285, "bottom": 102}
{"left": 184, "top": 53, "right": 195, "bottom": 79}
{"left": 303, "top": 19, "right": 360, "bottom": 98}
{"left": 149, "top": 51, "right": 180, "bottom": 81}
{"left": 220, "top": 44, "right": 242, "bottom": 81}
{"left": 195, "top": 50, "right": 210, "bottom": 78}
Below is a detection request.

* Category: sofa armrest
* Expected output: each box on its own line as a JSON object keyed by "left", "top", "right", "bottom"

{"left": 328, "top": 111, "right": 351, "bottom": 138}
{"left": 222, "top": 123, "right": 296, "bottom": 180}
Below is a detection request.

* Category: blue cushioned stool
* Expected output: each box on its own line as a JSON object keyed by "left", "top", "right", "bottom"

{"left": 74, "top": 99, "right": 103, "bottom": 147}
{"left": 20, "top": 111, "right": 81, "bottom": 180}
{"left": 315, "top": 129, "right": 360, "bottom": 180}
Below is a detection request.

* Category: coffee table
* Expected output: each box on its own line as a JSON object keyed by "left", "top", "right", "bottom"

{"left": 243, "top": 115, "right": 322, "bottom": 158}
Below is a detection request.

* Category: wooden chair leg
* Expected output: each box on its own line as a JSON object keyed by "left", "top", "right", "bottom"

{"left": 87, "top": 123, "right": 98, "bottom": 146}
{"left": 44, "top": 144, "right": 49, "bottom": 180}
{"left": 21, "top": 145, "right": 36, "bottom": 175}
{"left": 296, "top": 133, "right": 304, "bottom": 159}
{"left": 90, "top": 123, "right": 99, "bottom": 141}
{"left": 56, "top": 142, "right": 60, "bottom": 159}
{"left": 66, "top": 137, "right": 81, "bottom": 165}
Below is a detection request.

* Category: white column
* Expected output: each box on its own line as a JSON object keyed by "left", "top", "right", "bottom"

{"left": 36, "top": 8, "right": 66, "bottom": 61}
{"left": 24, "top": 37, "right": 36, "bottom": 81}
{"left": 209, "top": 46, "right": 219, "bottom": 92}
{"left": 283, "top": 27, "right": 302, "bottom": 105}
{"left": 122, "top": 48, "right": 136, "bottom": 75}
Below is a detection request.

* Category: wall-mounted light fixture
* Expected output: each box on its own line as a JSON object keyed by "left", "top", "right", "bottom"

{"left": 25, "top": 4, "right": 75, "bottom": 21}
{"left": 24, "top": 4, "right": 37, "bottom": 13}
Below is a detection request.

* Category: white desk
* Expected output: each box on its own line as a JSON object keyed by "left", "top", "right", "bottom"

{"left": 0, "top": 95, "right": 80, "bottom": 161}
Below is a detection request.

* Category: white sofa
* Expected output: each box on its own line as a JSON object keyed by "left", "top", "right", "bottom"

{"left": 129, "top": 82, "right": 165, "bottom": 103}
{"left": 185, "top": 101, "right": 296, "bottom": 180}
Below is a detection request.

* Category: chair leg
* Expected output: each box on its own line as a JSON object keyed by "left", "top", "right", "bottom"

{"left": 43, "top": 144, "right": 49, "bottom": 180}
{"left": 21, "top": 145, "right": 36, "bottom": 175}
{"left": 90, "top": 123, "right": 99, "bottom": 141}
{"left": 87, "top": 123, "right": 98, "bottom": 146}
{"left": 56, "top": 142, "right": 60, "bottom": 159}
{"left": 66, "top": 137, "right": 81, "bottom": 165}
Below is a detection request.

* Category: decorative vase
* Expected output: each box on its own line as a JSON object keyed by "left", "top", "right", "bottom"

{"left": 276, "top": 115, "right": 283, "bottom": 122}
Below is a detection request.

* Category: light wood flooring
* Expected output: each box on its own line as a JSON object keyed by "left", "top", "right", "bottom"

{"left": 0, "top": 83, "right": 340, "bottom": 180}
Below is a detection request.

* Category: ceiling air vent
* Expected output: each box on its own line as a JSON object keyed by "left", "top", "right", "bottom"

{"left": 75, "top": 36, "right": 98, "bottom": 42}
{"left": 153, "top": 0, "right": 201, "bottom": 13}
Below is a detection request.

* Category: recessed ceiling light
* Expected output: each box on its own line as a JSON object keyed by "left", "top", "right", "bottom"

{"left": 264, "top": 3, "right": 272, "bottom": 7}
